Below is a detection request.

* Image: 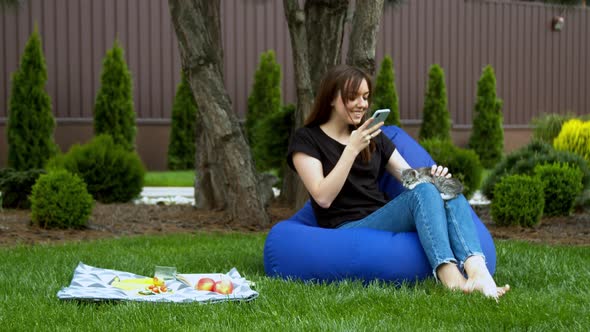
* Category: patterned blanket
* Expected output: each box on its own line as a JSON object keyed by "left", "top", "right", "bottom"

{"left": 57, "top": 262, "right": 259, "bottom": 303}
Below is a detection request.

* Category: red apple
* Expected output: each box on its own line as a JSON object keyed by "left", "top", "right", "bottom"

{"left": 213, "top": 279, "right": 234, "bottom": 295}
{"left": 195, "top": 277, "right": 216, "bottom": 291}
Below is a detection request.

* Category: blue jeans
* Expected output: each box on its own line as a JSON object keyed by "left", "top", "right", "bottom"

{"left": 338, "top": 183, "right": 484, "bottom": 276}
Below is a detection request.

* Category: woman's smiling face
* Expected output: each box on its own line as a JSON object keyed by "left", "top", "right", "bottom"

{"left": 331, "top": 78, "right": 370, "bottom": 126}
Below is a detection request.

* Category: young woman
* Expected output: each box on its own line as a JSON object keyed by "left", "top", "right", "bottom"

{"left": 287, "top": 65, "right": 510, "bottom": 300}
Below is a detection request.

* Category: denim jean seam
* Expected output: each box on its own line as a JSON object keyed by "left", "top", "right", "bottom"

{"left": 413, "top": 184, "right": 461, "bottom": 279}
{"left": 412, "top": 186, "right": 446, "bottom": 268}
{"left": 446, "top": 201, "right": 471, "bottom": 262}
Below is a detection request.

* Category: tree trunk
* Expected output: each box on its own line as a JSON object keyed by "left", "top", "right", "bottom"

{"left": 282, "top": 0, "right": 347, "bottom": 209}
{"left": 304, "top": 0, "right": 349, "bottom": 91}
{"left": 282, "top": 0, "right": 384, "bottom": 210}
{"left": 169, "top": 0, "right": 270, "bottom": 226}
{"left": 281, "top": 0, "right": 313, "bottom": 209}
{"left": 346, "top": 0, "right": 385, "bottom": 76}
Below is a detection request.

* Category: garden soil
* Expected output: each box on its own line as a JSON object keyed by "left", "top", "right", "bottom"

{"left": 0, "top": 201, "right": 588, "bottom": 247}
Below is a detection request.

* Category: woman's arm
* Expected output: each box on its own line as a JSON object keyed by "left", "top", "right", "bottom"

{"left": 385, "top": 149, "right": 452, "bottom": 181}
{"left": 385, "top": 149, "right": 411, "bottom": 181}
{"left": 292, "top": 121, "right": 382, "bottom": 209}
{"left": 292, "top": 147, "right": 357, "bottom": 208}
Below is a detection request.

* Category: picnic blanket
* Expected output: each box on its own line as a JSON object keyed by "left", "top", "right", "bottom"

{"left": 57, "top": 262, "right": 259, "bottom": 303}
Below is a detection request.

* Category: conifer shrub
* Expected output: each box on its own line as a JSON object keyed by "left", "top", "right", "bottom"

{"left": 252, "top": 103, "right": 294, "bottom": 175}
{"left": 482, "top": 140, "right": 590, "bottom": 200}
{"left": 7, "top": 27, "right": 58, "bottom": 170}
{"left": 48, "top": 135, "right": 145, "bottom": 203}
{"left": 420, "top": 139, "right": 483, "bottom": 199}
{"left": 491, "top": 174, "right": 544, "bottom": 227}
{"left": 246, "top": 50, "right": 281, "bottom": 148}
{"left": 419, "top": 64, "right": 451, "bottom": 142}
{"left": 553, "top": 119, "right": 590, "bottom": 165}
{"left": 534, "top": 163, "right": 583, "bottom": 216}
{"left": 167, "top": 74, "right": 198, "bottom": 170}
{"left": 0, "top": 168, "right": 45, "bottom": 209}
{"left": 94, "top": 40, "right": 136, "bottom": 151}
{"left": 468, "top": 65, "right": 504, "bottom": 168}
{"left": 30, "top": 169, "right": 94, "bottom": 229}
{"left": 575, "top": 189, "right": 590, "bottom": 211}
{"left": 531, "top": 112, "right": 575, "bottom": 144}
{"left": 372, "top": 56, "right": 400, "bottom": 126}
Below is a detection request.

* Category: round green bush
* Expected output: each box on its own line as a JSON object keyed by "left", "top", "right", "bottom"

{"left": 30, "top": 169, "right": 94, "bottom": 229}
{"left": 491, "top": 174, "right": 545, "bottom": 227}
{"left": 534, "top": 163, "right": 583, "bottom": 216}
{"left": 47, "top": 134, "right": 145, "bottom": 203}
{"left": 420, "top": 138, "right": 483, "bottom": 198}
{"left": 482, "top": 140, "right": 590, "bottom": 200}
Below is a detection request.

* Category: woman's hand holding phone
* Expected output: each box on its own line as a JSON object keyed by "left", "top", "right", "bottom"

{"left": 367, "top": 109, "right": 390, "bottom": 129}
{"left": 349, "top": 113, "right": 385, "bottom": 154}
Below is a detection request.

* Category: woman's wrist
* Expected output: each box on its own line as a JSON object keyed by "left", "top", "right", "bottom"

{"left": 344, "top": 144, "right": 362, "bottom": 157}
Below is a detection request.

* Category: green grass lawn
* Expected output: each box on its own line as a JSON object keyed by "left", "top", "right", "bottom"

{"left": 144, "top": 171, "right": 194, "bottom": 187}
{"left": 0, "top": 234, "right": 588, "bottom": 331}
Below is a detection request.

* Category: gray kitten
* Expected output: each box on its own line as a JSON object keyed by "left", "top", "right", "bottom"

{"left": 400, "top": 167, "right": 464, "bottom": 200}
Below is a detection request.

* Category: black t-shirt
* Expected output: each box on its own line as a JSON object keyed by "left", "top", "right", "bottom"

{"left": 287, "top": 126, "right": 396, "bottom": 228}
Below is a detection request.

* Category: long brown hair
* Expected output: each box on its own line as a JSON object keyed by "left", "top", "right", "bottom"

{"left": 305, "top": 65, "right": 375, "bottom": 162}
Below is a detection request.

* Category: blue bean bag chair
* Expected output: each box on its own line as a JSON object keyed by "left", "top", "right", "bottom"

{"left": 263, "top": 125, "right": 496, "bottom": 284}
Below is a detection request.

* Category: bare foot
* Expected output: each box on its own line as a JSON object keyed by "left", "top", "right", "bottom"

{"left": 463, "top": 255, "right": 510, "bottom": 300}
{"left": 436, "top": 263, "right": 467, "bottom": 291}
{"left": 463, "top": 275, "right": 510, "bottom": 300}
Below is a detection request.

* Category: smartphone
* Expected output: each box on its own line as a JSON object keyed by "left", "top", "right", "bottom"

{"left": 368, "top": 109, "right": 390, "bottom": 128}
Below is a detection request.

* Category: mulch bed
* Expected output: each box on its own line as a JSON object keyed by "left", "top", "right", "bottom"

{"left": 473, "top": 205, "right": 590, "bottom": 246}
{"left": 0, "top": 201, "right": 588, "bottom": 246}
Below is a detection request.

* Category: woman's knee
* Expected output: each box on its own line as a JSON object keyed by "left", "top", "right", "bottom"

{"left": 410, "top": 183, "right": 445, "bottom": 212}
{"left": 447, "top": 194, "right": 470, "bottom": 208}
{"left": 412, "top": 182, "right": 440, "bottom": 199}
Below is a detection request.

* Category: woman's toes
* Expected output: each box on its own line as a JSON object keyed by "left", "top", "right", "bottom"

{"left": 463, "top": 277, "right": 508, "bottom": 300}
{"left": 497, "top": 284, "right": 510, "bottom": 297}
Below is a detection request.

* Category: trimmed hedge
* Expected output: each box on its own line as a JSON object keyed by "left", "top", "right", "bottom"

{"left": 30, "top": 169, "right": 94, "bottom": 229}
{"left": 482, "top": 140, "right": 590, "bottom": 200}
{"left": 48, "top": 134, "right": 145, "bottom": 203}
{"left": 491, "top": 174, "right": 545, "bottom": 227}
{"left": 534, "top": 163, "right": 583, "bottom": 216}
